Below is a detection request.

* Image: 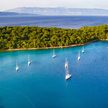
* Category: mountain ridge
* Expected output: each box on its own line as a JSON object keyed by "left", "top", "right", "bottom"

{"left": 4, "top": 7, "right": 108, "bottom": 16}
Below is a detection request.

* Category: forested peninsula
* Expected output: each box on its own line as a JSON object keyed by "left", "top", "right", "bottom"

{"left": 0, "top": 25, "right": 108, "bottom": 50}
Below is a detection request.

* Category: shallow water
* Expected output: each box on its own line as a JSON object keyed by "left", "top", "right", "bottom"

{"left": 0, "top": 41, "right": 108, "bottom": 108}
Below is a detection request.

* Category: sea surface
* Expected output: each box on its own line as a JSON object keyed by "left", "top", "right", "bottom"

{"left": 0, "top": 16, "right": 108, "bottom": 28}
{"left": 0, "top": 41, "right": 108, "bottom": 108}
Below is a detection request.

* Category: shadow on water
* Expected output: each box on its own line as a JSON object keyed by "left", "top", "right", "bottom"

{"left": 0, "top": 106, "right": 5, "bottom": 108}
{"left": 0, "top": 96, "right": 5, "bottom": 108}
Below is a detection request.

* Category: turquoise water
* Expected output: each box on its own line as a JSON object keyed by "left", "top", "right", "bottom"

{"left": 0, "top": 41, "right": 108, "bottom": 108}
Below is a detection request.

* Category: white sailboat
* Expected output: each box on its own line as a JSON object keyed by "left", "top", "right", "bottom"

{"left": 82, "top": 46, "right": 85, "bottom": 53}
{"left": 78, "top": 52, "right": 81, "bottom": 61}
{"left": 28, "top": 56, "right": 32, "bottom": 66}
{"left": 65, "top": 59, "right": 71, "bottom": 80}
{"left": 16, "top": 63, "right": 19, "bottom": 71}
{"left": 52, "top": 49, "right": 56, "bottom": 58}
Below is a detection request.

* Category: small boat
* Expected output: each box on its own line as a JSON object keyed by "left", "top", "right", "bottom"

{"left": 52, "top": 49, "right": 56, "bottom": 58}
{"left": 65, "top": 59, "right": 71, "bottom": 80}
{"left": 65, "top": 73, "right": 72, "bottom": 80}
{"left": 78, "top": 52, "right": 80, "bottom": 61}
{"left": 16, "top": 63, "right": 19, "bottom": 71}
{"left": 82, "top": 46, "right": 85, "bottom": 53}
{"left": 28, "top": 56, "right": 32, "bottom": 66}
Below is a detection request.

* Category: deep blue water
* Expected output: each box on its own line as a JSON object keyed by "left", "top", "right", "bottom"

{"left": 0, "top": 41, "right": 108, "bottom": 108}
{"left": 0, "top": 16, "right": 108, "bottom": 28}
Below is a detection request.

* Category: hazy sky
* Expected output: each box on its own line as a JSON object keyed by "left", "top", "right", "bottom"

{"left": 0, "top": 0, "right": 108, "bottom": 11}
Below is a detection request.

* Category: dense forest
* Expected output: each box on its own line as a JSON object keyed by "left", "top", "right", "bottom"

{"left": 0, "top": 25, "right": 108, "bottom": 50}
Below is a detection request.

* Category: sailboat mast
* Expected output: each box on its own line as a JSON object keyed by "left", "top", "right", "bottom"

{"left": 65, "top": 58, "right": 71, "bottom": 80}
{"left": 65, "top": 59, "right": 69, "bottom": 73}
{"left": 53, "top": 49, "right": 55, "bottom": 55}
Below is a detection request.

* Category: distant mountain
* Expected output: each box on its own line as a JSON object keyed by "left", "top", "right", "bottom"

{"left": 5, "top": 7, "right": 108, "bottom": 16}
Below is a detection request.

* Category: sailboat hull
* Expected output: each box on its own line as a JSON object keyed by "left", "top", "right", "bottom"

{"left": 16, "top": 67, "right": 19, "bottom": 71}
{"left": 52, "top": 55, "right": 56, "bottom": 58}
{"left": 82, "top": 50, "right": 84, "bottom": 53}
{"left": 65, "top": 74, "right": 71, "bottom": 80}
{"left": 28, "top": 61, "right": 31, "bottom": 66}
{"left": 78, "top": 57, "right": 80, "bottom": 61}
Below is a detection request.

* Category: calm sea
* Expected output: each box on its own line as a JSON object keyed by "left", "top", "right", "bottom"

{"left": 0, "top": 41, "right": 108, "bottom": 108}
{"left": 0, "top": 16, "right": 108, "bottom": 28}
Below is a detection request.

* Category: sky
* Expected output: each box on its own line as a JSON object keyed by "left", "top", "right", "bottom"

{"left": 0, "top": 0, "right": 108, "bottom": 11}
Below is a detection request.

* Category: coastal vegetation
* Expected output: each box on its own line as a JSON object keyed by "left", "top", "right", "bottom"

{"left": 0, "top": 25, "right": 108, "bottom": 50}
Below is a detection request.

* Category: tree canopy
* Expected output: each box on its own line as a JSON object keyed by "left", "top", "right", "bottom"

{"left": 0, "top": 25, "right": 108, "bottom": 50}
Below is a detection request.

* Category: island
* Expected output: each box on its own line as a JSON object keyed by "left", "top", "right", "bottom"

{"left": 0, "top": 25, "right": 108, "bottom": 50}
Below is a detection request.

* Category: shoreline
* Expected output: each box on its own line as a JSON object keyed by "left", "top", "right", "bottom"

{"left": 1, "top": 44, "right": 83, "bottom": 52}
{"left": 0, "top": 40, "right": 100, "bottom": 52}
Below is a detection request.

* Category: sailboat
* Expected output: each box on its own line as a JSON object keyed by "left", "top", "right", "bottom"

{"left": 16, "top": 63, "right": 19, "bottom": 72}
{"left": 82, "top": 46, "right": 85, "bottom": 53}
{"left": 78, "top": 51, "right": 81, "bottom": 61}
{"left": 52, "top": 49, "right": 56, "bottom": 58}
{"left": 28, "top": 56, "right": 32, "bottom": 66}
{"left": 65, "top": 59, "right": 71, "bottom": 80}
